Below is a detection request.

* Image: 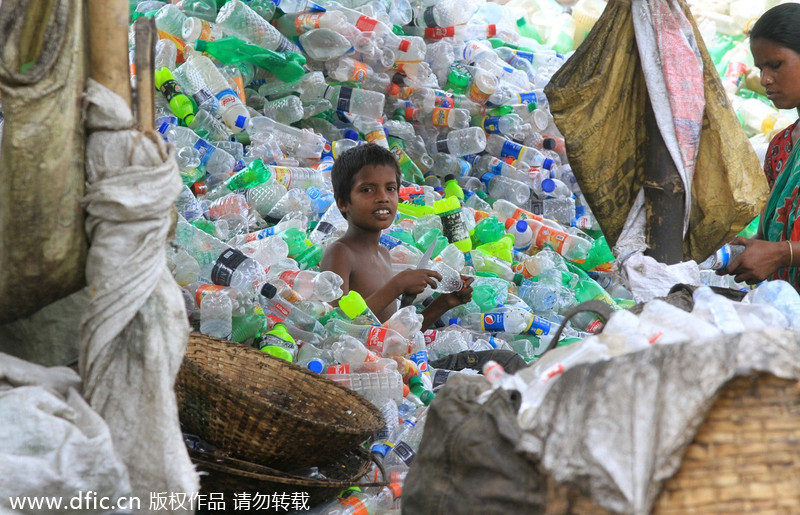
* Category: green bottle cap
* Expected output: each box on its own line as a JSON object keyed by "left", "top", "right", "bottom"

{"left": 194, "top": 39, "right": 209, "bottom": 53}
{"left": 339, "top": 290, "right": 368, "bottom": 319}
{"left": 513, "top": 273, "right": 525, "bottom": 286}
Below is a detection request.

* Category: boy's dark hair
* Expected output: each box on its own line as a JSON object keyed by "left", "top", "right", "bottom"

{"left": 750, "top": 3, "right": 800, "bottom": 55}
{"left": 331, "top": 143, "right": 402, "bottom": 207}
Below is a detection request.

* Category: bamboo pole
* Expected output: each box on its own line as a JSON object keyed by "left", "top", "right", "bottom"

{"left": 87, "top": 0, "right": 131, "bottom": 108}
{"left": 132, "top": 17, "right": 156, "bottom": 133}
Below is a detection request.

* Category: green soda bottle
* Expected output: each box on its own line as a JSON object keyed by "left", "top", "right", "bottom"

{"left": 231, "top": 310, "right": 265, "bottom": 343}
{"left": 737, "top": 215, "right": 760, "bottom": 239}
{"left": 433, "top": 197, "right": 472, "bottom": 252}
{"left": 193, "top": 37, "right": 307, "bottom": 83}
{"left": 339, "top": 290, "right": 381, "bottom": 326}
{"left": 416, "top": 229, "right": 449, "bottom": 258}
{"left": 472, "top": 215, "right": 505, "bottom": 245}
{"left": 443, "top": 174, "right": 465, "bottom": 201}
{"left": 388, "top": 137, "right": 425, "bottom": 185}
{"left": 223, "top": 158, "right": 272, "bottom": 190}
{"left": 154, "top": 67, "right": 196, "bottom": 125}
{"left": 295, "top": 242, "right": 323, "bottom": 270}
{"left": 408, "top": 376, "right": 435, "bottom": 405}
{"left": 445, "top": 64, "right": 470, "bottom": 95}
{"left": 576, "top": 236, "right": 615, "bottom": 272}
{"left": 515, "top": 17, "right": 543, "bottom": 43}
{"left": 257, "top": 323, "right": 298, "bottom": 362}
{"left": 476, "top": 234, "right": 514, "bottom": 263}
{"left": 279, "top": 227, "right": 309, "bottom": 257}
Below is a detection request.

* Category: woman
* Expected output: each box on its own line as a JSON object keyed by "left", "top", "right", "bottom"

{"left": 725, "top": 3, "right": 800, "bottom": 286}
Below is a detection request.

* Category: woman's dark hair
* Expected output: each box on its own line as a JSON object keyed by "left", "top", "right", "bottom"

{"left": 331, "top": 143, "right": 402, "bottom": 208}
{"left": 750, "top": 3, "right": 800, "bottom": 55}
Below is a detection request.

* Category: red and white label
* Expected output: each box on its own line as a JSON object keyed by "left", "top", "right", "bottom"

{"left": 327, "top": 364, "right": 350, "bottom": 375}
{"left": 586, "top": 318, "right": 605, "bottom": 333}
{"left": 279, "top": 269, "right": 300, "bottom": 287}
{"left": 195, "top": 284, "right": 225, "bottom": 306}
{"left": 424, "top": 26, "right": 455, "bottom": 39}
{"left": 366, "top": 326, "right": 387, "bottom": 353}
{"left": 423, "top": 330, "right": 437, "bottom": 345}
{"left": 274, "top": 303, "right": 291, "bottom": 318}
{"left": 541, "top": 363, "right": 565, "bottom": 383}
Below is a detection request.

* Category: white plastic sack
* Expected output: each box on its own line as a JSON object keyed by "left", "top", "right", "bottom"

{"left": 80, "top": 79, "right": 199, "bottom": 512}
{"left": 0, "top": 353, "right": 131, "bottom": 514}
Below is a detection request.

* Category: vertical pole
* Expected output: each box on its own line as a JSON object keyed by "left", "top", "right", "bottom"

{"left": 87, "top": 0, "right": 131, "bottom": 108}
{"left": 643, "top": 96, "right": 686, "bottom": 264}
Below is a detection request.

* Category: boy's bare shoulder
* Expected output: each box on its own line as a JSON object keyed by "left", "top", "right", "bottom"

{"left": 322, "top": 240, "right": 353, "bottom": 266}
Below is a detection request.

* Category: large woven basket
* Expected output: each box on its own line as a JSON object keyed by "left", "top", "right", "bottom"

{"left": 176, "top": 333, "right": 384, "bottom": 470}
{"left": 189, "top": 447, "right": 380, "bottom": 509}
{"left": 544, "top": 373, "right": 800, "bottom": 513}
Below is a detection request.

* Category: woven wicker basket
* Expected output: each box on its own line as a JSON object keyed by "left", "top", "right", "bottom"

{"left": 544, "top": 373, "right": 800, "bottom": 513}
{"left": 176, "top": 333, "right": 384, "bottom": 470}
{"left": 189, "top": 447, "right": 379, "bottom": 508}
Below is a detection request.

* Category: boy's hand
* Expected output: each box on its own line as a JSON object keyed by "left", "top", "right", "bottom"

{"left": 436, "top": 276, "right": 475, "bottom": 310}
{"left": 392, "top": 268, "right": 443, "bottom": 296}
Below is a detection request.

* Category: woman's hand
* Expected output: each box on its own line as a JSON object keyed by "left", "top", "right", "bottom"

{"left": 723, "top": 236, "right": 791, "bottom": 284}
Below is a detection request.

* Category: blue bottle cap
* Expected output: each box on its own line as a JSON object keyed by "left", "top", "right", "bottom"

{"left": 448, "top": 318, "right": 459, "bottom": 326}
{"left": 541, "top": 178, "right": 555, "bottom": 193}
{"left": 515, "top": 219, "right": 528, "bottom": 233}
{"left": 542, "top": 158, "right": 555, "bottom": 170}
{"left": 370, "top": 443, "right": 389, "bottom": 456}
{"left": 307, "top": 358, "right": 325, "bottom": 374}
{"left": 235, "top": 115, "right": 247, "bottom": 129}
{"left": 343, "top": 128, "right": 359, "bottom": 141}
{"left": 384, "top": 128, "right": 390, "bottom": 138}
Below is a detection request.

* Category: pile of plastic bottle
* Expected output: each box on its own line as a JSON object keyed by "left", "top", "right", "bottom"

{"left": 115, "top": 0, "right": 799, "bottom": 509}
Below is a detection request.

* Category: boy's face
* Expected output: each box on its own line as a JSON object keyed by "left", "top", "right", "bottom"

{"left": 338, "top": 164, "right": 398, "bottom": 232}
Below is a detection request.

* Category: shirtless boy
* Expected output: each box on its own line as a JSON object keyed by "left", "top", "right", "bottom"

{"left": 320, "top": 144, "right": 473, "bottom": 330}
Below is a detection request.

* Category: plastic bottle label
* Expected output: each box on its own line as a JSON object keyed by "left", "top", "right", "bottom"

{"left": 527, "top": 315, "right": 551, "bottom": 336}
{"left": 279, "top": 269, "right": 300, "bottom": 286}
{"left": 467, "top": 81, "right": 492, "bottom": 104}
{"left": 272, "top": 166, "right": 293, "bottom": 188}
{"left": 423, "top": 330, "right": 437, "bottom": 345}
{"left": 337, "top": 497, "right": 368, "bottom": 515}
{"left": 215, "top": 88, "right": 240, "bottom": 110}
{"left": 392, "top": 440, "right": 417, "bottom": 465}
{"left": 198, "top": 20, "right": 213, "bottom": 41}
{"left": 500, "top": 139, "right": 523, "bottom": 160}
{"left": 365, "top": 129, "right": 385, "bottom": 144}
{"left": 422, "top": 6, "right": 438, "bottom": 27}
{"left": 514, "top": 50, "right": 535, "bottom": 63}
{"left": 327, "top": 364, "right": 350, "bottom": 375}
{"left": 379, "top": 233, "right": 403, "bottom": 249}
{"left": 348, "top": 60, "right": 369, "bottom": 83}
{"left": 432, "top": 368, "right": 452, "bottom": 389}
{"left": 193, "top": 87, "right": 214, "bottom": 107}
{"left": 516, "top": 92, "right": 538, "bottom": 105}
{"left": 440, "top": 209, "right": 470, "bottom": 245}
{"left": 244, "top": 229, "right": 270, "bottom": 242}
{"left": 276, "top": 35, "right": 299, "bottom": 54}
{"left": 192, "top": 138, "right": 216, "bottom": 166}
{"left": 158, "top": 79, "right": 183, "bottom": 103}
{"left": 431, "top": 107, "right": 452, "bottom": 127}
{"left": 294, "top": 12, "right": 322, "bottom": 32}
{"left": 425, "top": 26, "right": 455, "bottom": 39}
{"left": 336, "top": 87, "right": 353, "bottom": 113}
{"left": 535, "top": 226, "right": 567, "bottom": 253}
{"left": 211, "top": 248, "right": 248, "bottom": 286}
{"left": 434, "top": 90, "right": 454, "bottom": 108}
{"left": 482, "top": 116, "right": 502, "bottom": 134}
{"left": 480, "top": 313, "right": 505, "bottom": 332}
{"left": 366, "top": 326, "right": 387, "bottom": 353}
{"left": 436, "top": 138, "right": 450, "bottom": 154}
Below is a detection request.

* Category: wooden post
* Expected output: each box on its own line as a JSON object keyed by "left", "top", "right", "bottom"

{"left": 132, "top": 17, "right": 156, "bottom": 133}
{"left": 87, "top": 0, "right": 131, "bottom": 108}
{"left": 643, "top": 96, "right": 686, "bottom": 264}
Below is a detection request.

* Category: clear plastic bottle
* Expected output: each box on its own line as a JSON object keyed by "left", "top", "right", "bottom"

{"left": 326, "top": 319, "right": 409, "bottom": 356}
{"left": 274, "top": 269, "right": 344, "bottom": 303}
{"left": 247, "top": 116, "right": 327, "bottom": 159}
{"left": 215, "top": 0, "right": 300, "bottom": 53}
{"left": 326, "top": 368, "right": 404, "bottom": 406}
{"left": 274, "top": 10, "right": 351, "bottom": 36}
{"left": 259, "top": 282, "right": 326, "bottom": 334}
{"left": 309, "top": 203, "right": 349, "bottom": 247}
{"left": 188, "top": 109, "right": 232, "bottom": 142}
{"left": 411, "top": 0, "right": 478, "bottom": 28}
{"left": 331, "top": 334, "right": 382, "bottom": 364}
{"left": 261, "top": 95, "right": 304, "bottom": 125}
{"left": 517, "top": 280, "right": 559, "bottom": 312}
{"left": 154, "top": 4, "right": 188, "bottom": 37}
{"left": 297, "top": 28, "right": 355, "bottom": 61}
{"left": 183, "top": 50, "right": 250, "bottom": 132}
{"left": 476, "top": 113, "right": 526, "bottom": 136}
{"left": 431, "top": 126, "right": 487, "bottom": 156}
{"left": 163, "top": 125, "right": 235, "bottom": 177}
{"left": 692, "top": 286, "right": 746, "bottom": 334}
{"left": 182, "top": 17, "right": 225, "bottom": 43}
{"left": 325, "top": 56, "right": 374, "bottom": 85}
{"left": 698, "top": 244, "right": 746, "bottom": 271}
{"left": 451, "top": 308, "right": 534, "bottom": 334}
{"left": 745, "top": 280, "right": 800, "bottom": 331}
{"left": 155, "top": 39, "right": 178, "bottom": 71}
{"left": 485, "top": 134, "right": 550, "bottom": 167}
{"left": 486, "top": 174, "right": 531, "bottom": 205}
{"left": 199, "top": 288, "right": 234, "bottom": 338}
{"left": 310, "top": 83, "right": 386, "bottom": 119}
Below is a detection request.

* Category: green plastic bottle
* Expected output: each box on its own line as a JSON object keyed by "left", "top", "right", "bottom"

{"left": 416, "top": 229, "right": 449, "bottom": 258}
{"left": 154, "top": 67, "right": 196, "bottom": 125}
{"left": 388, "top": 137, "right": 425, "bottom": 185}
{"left": 515, "top": 17, "right": 543, "bottom": 43}
{"left": 295, "top": 242, "right": 323, "bottom": 270}
{"left": 472, "top": 215, "right": 505, "bottom": 245}
{"left": 279, "top": 227, "right": 309, "bottom": 257}
{"left": 258, "top": 323, "right": 297, "bottom": 362}
{"left": 223, "top": 158, "right": 272, "bottom": 190}
{"left": 443, "top": 174, "right": 465, "bottom": 201}
{"left": 193, "top": 37, "right": 307, "bottom": 83}
{"left": 408, "top": 376, "right": 435, "bottom": 405}
{"left": 339, "top": 290, "right": 381, "bottom": 326}
{"left": 576, "top": 236, "right": 615, "bottom": 272}
{"left": 397, "top": 202, "right": 435, "bottom": 219}
{"left": 445, "top": 64, "right": 470, "bottom": 95}
{"left": 476, "top": 234, "right": 514, "bottom": 263}
{"left": 433, "top": 197, "right": 472, "bottom": 252}
{"left": 737, "top": 215, "right": 760, "bottom": 239}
